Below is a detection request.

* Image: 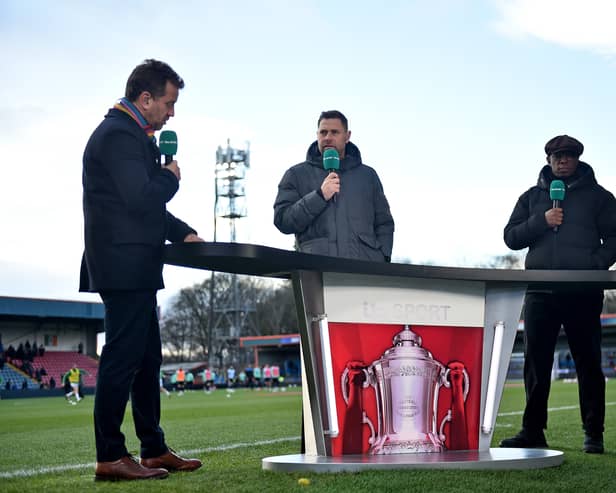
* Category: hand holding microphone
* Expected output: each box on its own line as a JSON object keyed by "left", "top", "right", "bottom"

{"left": 321, "top": 148, "right": 340, "bottom": 201}
{"left": 159, "top": 130, "right": 181, "bottom": 181}
{"left": 547, "top": 180, "right": 566, "bottom": 232}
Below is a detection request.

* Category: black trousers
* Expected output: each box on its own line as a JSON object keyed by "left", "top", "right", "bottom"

{"left": 522, "top": 291, "right": 605, "bottom": 436}
{"left": 94, "top": 290, "right": 167, "bottom": 462}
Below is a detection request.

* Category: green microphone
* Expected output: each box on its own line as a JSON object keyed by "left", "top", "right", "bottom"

{"left": 322, "top": 148, "right": 340, "bottom": 171}
{"left": 159, "top": 130, "right": 178, "bottom": 165}
{"left": 549, "top": 179, "right": 566, "bottom": 232}
{"left": 323, "top": 148, "right": 340, "bottom": 202}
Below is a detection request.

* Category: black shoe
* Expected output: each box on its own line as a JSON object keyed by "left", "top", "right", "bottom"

{"left": 583, "top": 433, "right": 604, "bottom": 454}
{"left": 500, "top": 429, "right": 548, "bottom": 448}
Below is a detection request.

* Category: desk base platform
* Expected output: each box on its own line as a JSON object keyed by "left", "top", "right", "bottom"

{"left": 262, "top": 448, "right": 564, "bottom": 473}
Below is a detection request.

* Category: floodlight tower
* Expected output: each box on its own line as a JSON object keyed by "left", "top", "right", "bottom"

{"left": 208, "top": 140, "right": 253, "bottom": 366}
{"left": 215, "top": 139, "right": 250, "bottom": 242}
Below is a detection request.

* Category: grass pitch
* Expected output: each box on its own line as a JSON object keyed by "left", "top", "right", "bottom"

{"left": 0, "top": 381, "right": 614, "bottom": 492}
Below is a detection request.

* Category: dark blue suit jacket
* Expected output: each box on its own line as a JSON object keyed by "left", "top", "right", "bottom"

{"left": 80, "top": 108, "right": 196, "bottom": 292}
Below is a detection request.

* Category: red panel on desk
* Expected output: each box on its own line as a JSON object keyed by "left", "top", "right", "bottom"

{"left": 328, "top": 323, "right": 483, "bottom": 456}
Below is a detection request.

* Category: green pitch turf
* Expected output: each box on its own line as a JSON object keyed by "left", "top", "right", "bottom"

{"left": 0, "top": 381, "right": 614, "bottom": 492}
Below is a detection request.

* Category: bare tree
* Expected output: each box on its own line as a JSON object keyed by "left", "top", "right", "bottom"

{"left": 483, "top": 252, "right": 526, "bottom": 269}
{"left": 160, "top": 274, "right": 298, "bottom": 362}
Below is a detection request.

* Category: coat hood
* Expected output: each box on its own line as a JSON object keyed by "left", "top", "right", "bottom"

{"left": 537, "top": 161, "right": 597, "bottom": 192}
{"left": 305, "top": 141, "right": 363, "bottom": 171}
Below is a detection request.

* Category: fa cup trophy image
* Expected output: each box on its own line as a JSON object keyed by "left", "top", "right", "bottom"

{"left": 341, "top": 325, "right": 470, "bottom": 454}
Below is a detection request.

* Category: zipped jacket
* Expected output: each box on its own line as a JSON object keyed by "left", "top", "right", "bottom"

{"left": 504, "top": 162, "right": 616, "bottom": 270}
{"left": 274, "top": 141, "right": 394, "bottom": 261}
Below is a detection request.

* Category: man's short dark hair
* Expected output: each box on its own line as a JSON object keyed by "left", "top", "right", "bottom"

{"left": 318, "top": 110, "right": 348, "bottom": 131}
{"left": 125, "top": 59, "right": 185, "bottom": 102}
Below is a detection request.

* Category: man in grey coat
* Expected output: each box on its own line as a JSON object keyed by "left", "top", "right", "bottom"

{"left": 274, "top": 110, "right": 394, "bottom": 261}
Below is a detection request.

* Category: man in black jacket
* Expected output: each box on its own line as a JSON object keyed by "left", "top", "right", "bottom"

{"left": 274, "top": 110, "right": 394, "bottom": 262}
{"left": 81, "top": 59, "right": 203, "bottom": 480}
{"left": 500, "top": 135, "right": 616, "bottom": 454}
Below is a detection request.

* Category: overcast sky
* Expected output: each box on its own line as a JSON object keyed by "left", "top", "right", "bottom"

{"left": 2, "top": 0, "right": 616, "bottom": 309}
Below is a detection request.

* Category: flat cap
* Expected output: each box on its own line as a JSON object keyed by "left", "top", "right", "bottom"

{"left": 544, "top": 135, "right": 584, "bottom": 156}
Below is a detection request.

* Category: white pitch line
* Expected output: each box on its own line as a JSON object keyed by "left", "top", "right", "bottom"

{"left": 0, "top": 436, "right": 301, "bottom": 479}
{"left": 497, "top": 400, "right": 616, "bottom": 417}
{"left": 3, "top": 401, "right": 616, "bottom": 479}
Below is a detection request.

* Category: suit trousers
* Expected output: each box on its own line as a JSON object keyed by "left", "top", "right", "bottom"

{"left": 522, "top": 291, "right": 605, "bottom": 436}
{"left": 94, "top": 290, "right": 167, "bottom": 462}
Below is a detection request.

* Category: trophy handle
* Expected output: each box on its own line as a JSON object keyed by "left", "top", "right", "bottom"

{"left": 363, "top": 411, "right": 376, "bottom": 445}
{"left": 442, "top": 361, "right": 470, "bottom": 449}
{"left": 442, "top": 366, "right": 470, "bottom": 401}
{"left": 439, "top": 409, "right": 452, "bottom": 441}
{"left": 341, "top": 366, "right": 370, "bottom": 405}
{"left": 340, "top": 361, "right": 370, "bottom": 454}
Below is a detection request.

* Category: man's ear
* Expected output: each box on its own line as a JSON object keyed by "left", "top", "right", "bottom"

{"left": 136, "top": 91, "right": 153, "bottom": 111}
{"left": 346, "top": 130, "right": 352, "bottom": 143}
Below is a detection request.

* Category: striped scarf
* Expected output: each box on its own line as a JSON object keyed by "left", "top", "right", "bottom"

{"left": 113, "top": 97, "right": 156, "bottom": 143}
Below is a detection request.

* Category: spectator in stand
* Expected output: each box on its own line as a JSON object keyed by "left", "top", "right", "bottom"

{"left": 20, "top": 360, "right": 33, "bottom": 377}
{"left": 38, "top": 345, "right": 45, "bottom": 357}
{"left": 7, "top": 344, "right": 16, "bottom": 361}
{"left": 24, "top": 340, "right": 32, "bottom": 361}
{"left": 21, "top": 378, "right": 28, "bottom": 390}
{"left": 16, "top": 343, "right": 25, "bottom": 360}
{"left": 49, "top": 376, "right": 56, "bottom": 389}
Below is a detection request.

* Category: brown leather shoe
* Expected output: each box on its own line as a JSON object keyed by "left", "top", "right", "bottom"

{"left": 95, "top": 455, "right": 169, "bottom": 481}
{"left": 141, "top": 448, "right": 202, "bottom": 472}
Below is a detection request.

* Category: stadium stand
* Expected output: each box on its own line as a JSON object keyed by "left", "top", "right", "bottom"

{"left": 0, "top": 363, "right": 38, "bottom": 390}
{"left": 30, "top": 351, "right": 98, "bottom": 387}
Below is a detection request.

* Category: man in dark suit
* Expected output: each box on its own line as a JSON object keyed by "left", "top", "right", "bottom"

{"left": 81, "top": 59, "right": 203, "bottom": 481}
{"left": 500, "top": 135, "right": 616, "bottom": 454}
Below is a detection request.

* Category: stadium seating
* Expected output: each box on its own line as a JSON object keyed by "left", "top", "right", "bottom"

{"left": 0, "top": 364, "right": 38, "bottom": 390}
{"left": 30, "top": 351, "right": 98, "bottom": 387}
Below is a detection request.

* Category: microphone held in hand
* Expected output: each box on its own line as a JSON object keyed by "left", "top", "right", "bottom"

{"left": 159, "top": 130, "right": 178, "bottom": 165}
{"left": 549, "top": 179, "right": 566, "bottom": 232}
{"left": 322, "top": 148, "right": 340, "bottom": 202}
{"left": 322, "top": 148, "right": 340, "bottom": 171}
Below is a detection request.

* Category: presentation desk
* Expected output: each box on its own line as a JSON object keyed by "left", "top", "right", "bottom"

{"left": 165, "top": 242, "right": 616, "bottom": 472}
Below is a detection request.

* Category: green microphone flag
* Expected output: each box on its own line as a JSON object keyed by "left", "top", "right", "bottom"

{"left": 159, "top": 130, "right": 178, "bottom": 165}
{"left": 549, "top": 180, "right": 565, "bottom": 201}
{"left": 323, "top": 148, "right": 340, "bottom": 171}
